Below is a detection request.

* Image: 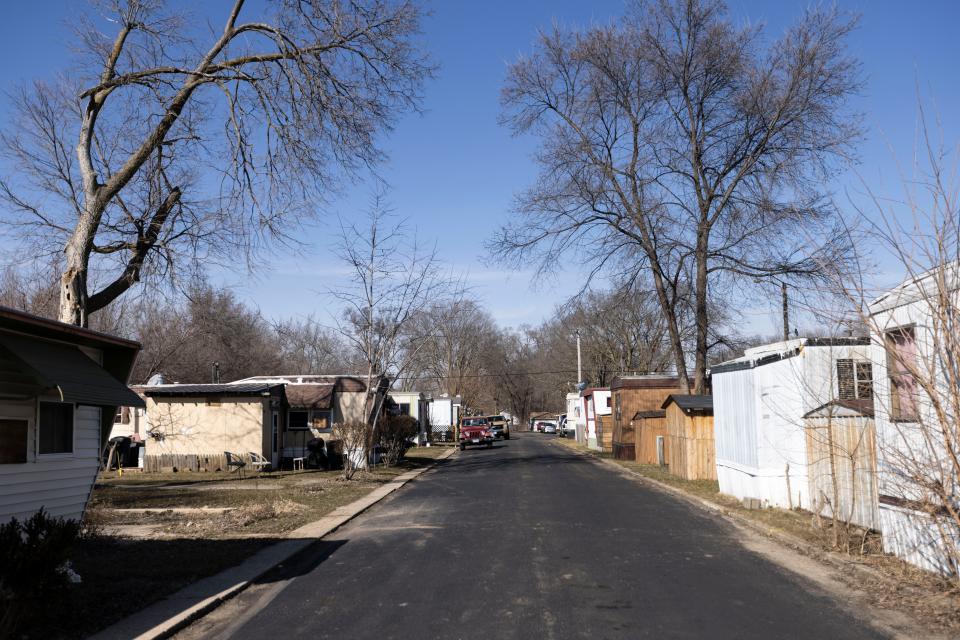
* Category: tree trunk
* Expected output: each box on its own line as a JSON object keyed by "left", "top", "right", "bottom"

{"left": 692, "top": 225, "right": 710, "bottom": 394}
{"left": 59, "top": 213, "right": 98, "bottom": 326}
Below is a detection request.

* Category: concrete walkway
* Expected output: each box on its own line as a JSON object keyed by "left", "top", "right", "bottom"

{"left": 90, "top": 449, "right": 455, "bottom": 640}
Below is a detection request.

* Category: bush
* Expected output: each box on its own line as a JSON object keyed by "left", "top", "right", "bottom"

{"left": 379, "top": 415, "right": 418, "bottom": 466}
{"left": 0, "top": 509, "right": 81, "bottom": 638}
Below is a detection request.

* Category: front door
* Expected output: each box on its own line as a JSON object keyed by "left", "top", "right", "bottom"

{"left": 271, "top": 411, "right": 279, "bottom": 468}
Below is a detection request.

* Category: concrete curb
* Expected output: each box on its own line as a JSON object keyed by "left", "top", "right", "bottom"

{"left": 91, "top": 448, "right": 457, "bottom": 640}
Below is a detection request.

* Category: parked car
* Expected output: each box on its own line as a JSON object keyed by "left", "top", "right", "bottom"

{"left": 486, "top": 415, "right": 510, "bottom": 440}
{"left": 459, "top": 417, "right": 494, "bottom": 450}
{"left": 536, "top": 420, "right": 557, "bottom": 434}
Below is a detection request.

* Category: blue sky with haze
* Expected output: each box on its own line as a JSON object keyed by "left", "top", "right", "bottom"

{"left": 0, "top": 1, "right": 957, "bottom": 334}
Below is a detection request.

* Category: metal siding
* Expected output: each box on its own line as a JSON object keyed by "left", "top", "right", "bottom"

{"left": 0, "top": 403, "right": 101, "bottom": 523}
{"left": 714, "top": 365, "right": 758, "bottom": 469}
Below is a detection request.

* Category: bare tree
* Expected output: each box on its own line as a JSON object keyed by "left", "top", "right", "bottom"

{"left": 494, "top": 0, "right": 862, "bottom": 392}
{"left": 273, "top": 314, "right": 357, "bottom": 375}
{"left": 403, "top": 298, "right": 500, "bottom": 407}
{"left": 329, "top": 193, "right": 450, "bottom": 474}
{"left": 0, "top": 0, "right": 431, "bottom": 326}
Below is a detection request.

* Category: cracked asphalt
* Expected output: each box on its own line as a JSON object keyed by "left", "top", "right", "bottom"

{"left": 177, "top": 433, "right": 887, "bottom": 640}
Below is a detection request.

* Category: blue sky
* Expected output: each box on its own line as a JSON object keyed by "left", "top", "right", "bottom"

{"left": 0, "top": 1, "right": 958, "bottom": 333}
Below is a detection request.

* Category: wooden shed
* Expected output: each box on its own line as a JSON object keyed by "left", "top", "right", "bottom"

{"left": 663, "top": 395, "right": 716, "bottom": 481}
{"left": 610, "top": 375, "right": 683, "bottom": 461}
{"left": 804, "top": 399, "right": 878, "bottom": 531}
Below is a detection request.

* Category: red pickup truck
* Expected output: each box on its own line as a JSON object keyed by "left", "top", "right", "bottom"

{"left": 459, "top": 417, "right": 494, "bottom": 451}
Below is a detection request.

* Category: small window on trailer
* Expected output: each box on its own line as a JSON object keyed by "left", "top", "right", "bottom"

{"left": 39, "top": 402, "right": 73, "bottom": 454}
{"left": 837, "top": 360, "right": 874, "bottom": 400}
{"left": 311, "top": 411, "right": 331, "bottom": 430}
{"left": 398, "top": 403, "right": 411, "bottom": 416}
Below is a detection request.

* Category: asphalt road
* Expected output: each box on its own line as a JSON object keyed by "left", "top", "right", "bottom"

{"left": 180, "top": 433, "right": 886, "bottom": 640}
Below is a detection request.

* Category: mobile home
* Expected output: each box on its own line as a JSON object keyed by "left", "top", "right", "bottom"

{"left": 0, "top": 306, "right": 143, "bottom": 523}
{"left": 711, "top": 337, "right": 872, "bottom": 510}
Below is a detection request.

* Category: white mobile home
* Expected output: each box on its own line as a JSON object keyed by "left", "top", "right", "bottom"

{"left": 581, "top": 387, "right": 610, "bottom": 450}
{"left": 712, "top": 337, "right": 873, "bottom": 511}
{"left": 427, "top": 394, "right": 461, "bottom": 441}
{"left": 869, "top": 265, "right": 960, "bottom": 575}
{"left": 0, "top": 306, "right": 143, "bottom": 523}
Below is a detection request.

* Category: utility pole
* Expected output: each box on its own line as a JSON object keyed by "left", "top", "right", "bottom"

{"left": 575, "top": 329, "right": 583, "bottom": 387}
{"left": 781, "top": 282, "right": 789, "bottom": 342}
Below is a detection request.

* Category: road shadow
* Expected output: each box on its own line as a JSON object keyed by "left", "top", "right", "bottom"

{"left": 251, "top": 539, "right": 348, "bottom": 585}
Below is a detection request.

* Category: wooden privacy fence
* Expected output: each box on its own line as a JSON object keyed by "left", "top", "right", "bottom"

{"left": 805, "top": 410, "right": 879, "bottom": 530}
{"left": 143, "top": 452, "right": 246, "bottom": 473}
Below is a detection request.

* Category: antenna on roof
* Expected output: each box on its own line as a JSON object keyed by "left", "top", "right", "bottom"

{"left": 212, "top": 362, "right": 220, "bottom": 383}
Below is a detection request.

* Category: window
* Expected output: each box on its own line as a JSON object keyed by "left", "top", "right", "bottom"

{"left": 606, "top": 396, "right": 611, "bottom": 408}
{"left": 885, "top": 327, "right": 919, "bottom": 421}
{"left": 39, "top": 402, "right": 73, "bottom": 454}
{"left": 837, "top": 360, "right": 874, "bottom": 400}
{"left": 288, "top": 410, "right": 309, "bottom": 430}
{"left": 0, "top": 419, "right": 28, "bottom": 464}
{"left": 311, "top": 411, "right": 331, "bottom": 430}
{"left": 398, "top": 403, "right": 411, "bottom": 416}
{"left": 114, "top": 407, "right": 130, "bottom": 424}
{"left": 615, "top": 394, "right": 622, "bottom": 421}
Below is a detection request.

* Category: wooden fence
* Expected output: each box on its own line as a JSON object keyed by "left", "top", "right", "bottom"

{"left": 142, "top": 453, "right": 238, "bottom": 473}
{"left": 805, "top": 414, "right": 879, "bottom": 530}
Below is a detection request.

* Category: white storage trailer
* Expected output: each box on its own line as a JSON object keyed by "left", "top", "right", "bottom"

{"left": 712, "top": 337, "right": 873, "bottom": 510}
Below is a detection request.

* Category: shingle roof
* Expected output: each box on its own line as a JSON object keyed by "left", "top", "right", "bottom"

{"left": 662, "top": 394, "right": 713, "bottom": 413}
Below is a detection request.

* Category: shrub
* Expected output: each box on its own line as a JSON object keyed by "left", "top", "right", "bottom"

{"left": 0, "top": 509, "right": 81, "bottom": 637}
{"left": 379, "top": 415, "right": 418, "bottom": 466}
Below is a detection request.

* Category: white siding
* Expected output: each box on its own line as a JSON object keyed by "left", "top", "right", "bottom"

{"left": 0, "top": 401, "right": 101, "bottom": 523}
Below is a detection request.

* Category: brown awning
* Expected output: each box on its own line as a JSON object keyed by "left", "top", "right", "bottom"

{"left": 285, "top": 384, "right": 334, "bottom": 409}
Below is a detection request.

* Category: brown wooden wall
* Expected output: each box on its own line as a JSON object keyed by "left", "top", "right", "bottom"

{"left": 611, "top": 386, "right": 685, "bottom": 459}
{"left": 665, "top": 403, "right": 716, "bottom": 480}
{"left": 805, "top": 416, "right": 879, "bottom": 530}
{"left": 635, "top": 416, "right": 669, "bottom": 465}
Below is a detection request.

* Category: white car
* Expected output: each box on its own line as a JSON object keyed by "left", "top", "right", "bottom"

{"left": 542, "top": 422, "right": 557, "bottom": 434}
